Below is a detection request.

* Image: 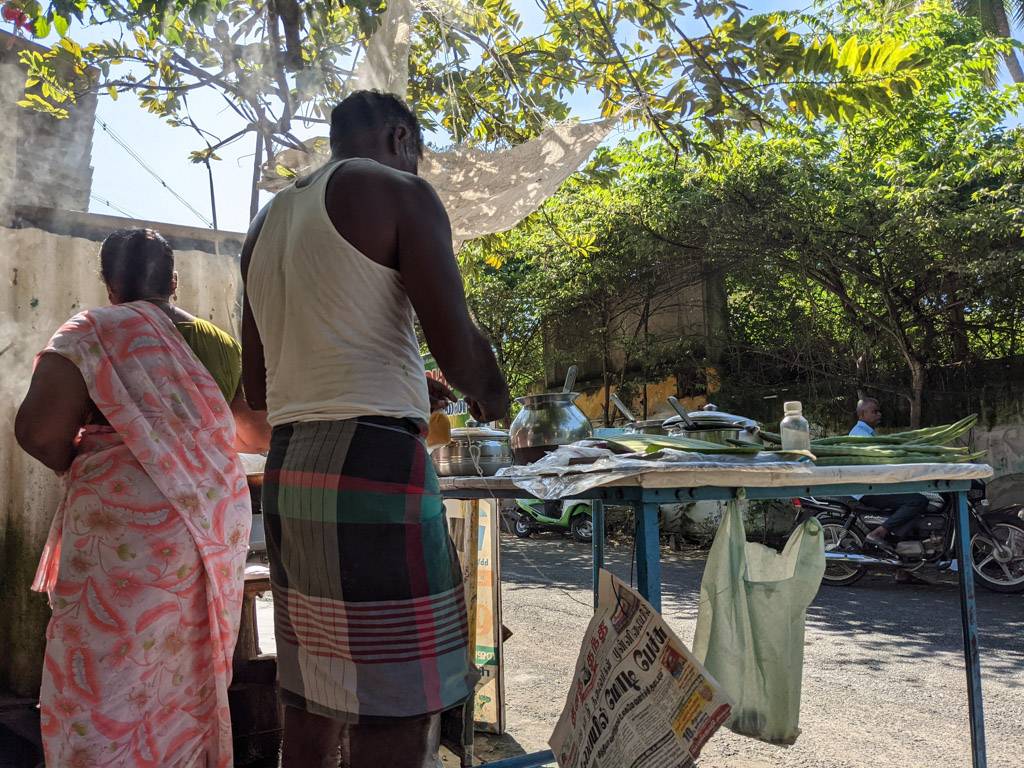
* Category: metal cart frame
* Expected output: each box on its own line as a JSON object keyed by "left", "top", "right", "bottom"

{"left": 441, "top": 473, "right": 986, "bottom": 768}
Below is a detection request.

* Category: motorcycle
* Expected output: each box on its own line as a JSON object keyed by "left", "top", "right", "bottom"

{"left": 514, "top": 498, "right": 594, "bottom": 543}
{"left": 795, "top": 480, "right": 1024, "bottom": 593}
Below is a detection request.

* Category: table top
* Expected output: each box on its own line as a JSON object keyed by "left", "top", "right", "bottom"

{"left": 438, "top": 462, "right": 992, "bottom": 492}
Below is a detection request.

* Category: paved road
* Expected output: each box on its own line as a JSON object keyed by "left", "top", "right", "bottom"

{"left": 492, "top": 533, "right": 1024, "bottom": 768}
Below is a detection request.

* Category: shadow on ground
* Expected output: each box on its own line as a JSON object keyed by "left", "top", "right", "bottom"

{"left": 499, "top": 532, "right": 1024, "bottom": 679}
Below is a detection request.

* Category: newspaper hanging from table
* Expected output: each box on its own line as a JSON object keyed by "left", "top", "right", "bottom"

{"left": 550, "top": 570, "right": 732, "bottom": 768}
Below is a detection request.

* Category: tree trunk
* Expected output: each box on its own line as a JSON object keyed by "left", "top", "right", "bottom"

{"left": 250, "top": 131, "right": 264, "bottom": 221}
{"left": 855, "top": 350, "right": 870, "bottom": 401}
{"left": 205, "top": 159, "right": 218, "bottom": 231}
{"left": 702, "top": 263, "right": 728, "bottom": 364}
{"left": 909, "top": 357, "right": 926, "bottom": 429}
{"left": 991, "top": 2, "right": 1024, "bottom": 83}
{"left": 950, "top": 304, "right": 971, "bottom": 363}
{"left": 602, "top": 356, "right": 611, "bottom": 427}
{"left": 641, "top": 298, "right": 651, "bottom": 420}
{"left": 601, "top": 307, "right": 612, "bottom": 427}
{"left": 945, "top": 277, "right": 971, "bottom": 363}
{"left": 1002, "top": 50, "right": 1024, "bottom": 83}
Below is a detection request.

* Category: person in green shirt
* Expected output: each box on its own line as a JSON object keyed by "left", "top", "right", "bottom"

{"left": 71, "top": 229, "right": 270, "bottom": 453}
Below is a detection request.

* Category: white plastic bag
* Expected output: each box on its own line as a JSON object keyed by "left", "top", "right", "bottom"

{"left": 692, "top": 501, "right": 825, "bottom": 745}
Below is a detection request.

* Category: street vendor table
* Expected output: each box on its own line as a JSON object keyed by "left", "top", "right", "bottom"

{"left": 440, "top": 462, "right": 992, "bottom": 768}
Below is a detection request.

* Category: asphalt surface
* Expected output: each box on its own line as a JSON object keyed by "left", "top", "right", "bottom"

{"left": 8, "top": 529, "right": 1018, "bottom": 767}
{"left": 253, "top": 531, "right": 1024, "bottom": 767}
{"left": 489, "top": 533, "right": 1024, "bottom": 768}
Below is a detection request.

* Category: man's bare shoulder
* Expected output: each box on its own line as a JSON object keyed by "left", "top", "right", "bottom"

{"left": 328, "top": 159, "right": 444, "bottom": 224}
{"left": 333, "top": 158, "right": 432, "bottom": 195}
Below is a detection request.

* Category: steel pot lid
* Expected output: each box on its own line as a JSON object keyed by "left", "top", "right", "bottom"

{"left": 663, "top": 404, "right": 758, "bottom": 429}
{"left": 516, "top": 392, "right": 581, "bottom": 407}
{"left": 450, "top": 425, "right": 509, "bottom": 440}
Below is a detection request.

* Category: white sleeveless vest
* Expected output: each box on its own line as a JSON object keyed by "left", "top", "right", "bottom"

{"left": 246, "top": 160, "right": 430, "bottom": 427}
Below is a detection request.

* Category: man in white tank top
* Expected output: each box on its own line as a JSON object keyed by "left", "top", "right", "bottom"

{"left": 240, "top": 92, "right": 508, "bottom": 768}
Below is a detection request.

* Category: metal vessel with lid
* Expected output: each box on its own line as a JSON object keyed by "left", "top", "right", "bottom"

{"left": 431, "top": 422, "right": 512, "bottom": 477}
{"left": 509, "top": 365, "right": 594, "bottom": 464}
{"left": 663, "top": 402, "right": 762, "bottom": 446}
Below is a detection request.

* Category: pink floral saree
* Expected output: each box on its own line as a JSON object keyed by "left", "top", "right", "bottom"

{"left": 31, "top": 301, "right": 251, "bottom": 768}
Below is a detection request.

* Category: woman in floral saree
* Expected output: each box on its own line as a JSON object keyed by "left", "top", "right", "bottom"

{"left": 15, "top": 229, "right": 268, "bottom": 767}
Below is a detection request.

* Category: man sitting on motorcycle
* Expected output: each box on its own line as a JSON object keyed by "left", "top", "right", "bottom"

{"left": 851, "top": 398, "right": 929, "bottom": 549}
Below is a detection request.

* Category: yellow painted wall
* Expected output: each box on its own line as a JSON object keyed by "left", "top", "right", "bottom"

{"left": 576, "top": 375, "right": 711, "bottom": 423}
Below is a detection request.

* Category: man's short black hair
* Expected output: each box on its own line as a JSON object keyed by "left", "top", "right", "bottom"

{"left": 100, "top": 228, "right": 174, "bottom": 302}
{"left": 329, "top": 90, "right": 424, "bottom": 157}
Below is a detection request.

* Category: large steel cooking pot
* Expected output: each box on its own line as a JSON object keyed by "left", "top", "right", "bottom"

{"left": 509, "top": 392, "right": 593, "bottom": 464}
{"left": 663, "top": 403, "right": 762, "bottom": 446}
{"left": 432, "top": 424, "right": 512, "bottom": 477}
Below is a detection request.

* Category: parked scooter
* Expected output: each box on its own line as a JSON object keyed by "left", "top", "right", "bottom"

{"left": 514, "top": 498, "right": 593, "bottom": 543}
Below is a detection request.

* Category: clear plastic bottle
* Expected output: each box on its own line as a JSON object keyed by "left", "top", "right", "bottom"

{"left": 780, "top": 401, "right": 811, "bottom": 452}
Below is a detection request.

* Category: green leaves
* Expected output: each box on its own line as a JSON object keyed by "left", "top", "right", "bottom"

{"left": 188, "top": 147, "right": 221, "bottom": 163}
{"left": 458, "top": 1, "right": 1024, "bottom": 418}
{"left": 32, "top": 14, "right": 49, "bottom": 38}
{"left": 12, "top": 0, "right": 931, "bottom": 172}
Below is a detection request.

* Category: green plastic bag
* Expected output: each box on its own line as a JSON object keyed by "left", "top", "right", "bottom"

{"left": 692, "top": 502, "right": 825, "bottom": 745}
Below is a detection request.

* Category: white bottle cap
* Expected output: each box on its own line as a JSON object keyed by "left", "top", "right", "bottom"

{"left": 783, "top": 401, "right": 802, "bottom": 413}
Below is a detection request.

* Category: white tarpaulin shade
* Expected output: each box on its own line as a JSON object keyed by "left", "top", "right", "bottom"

{"left": 421, "top": 120, "right": 614, "bottom": 247}
{"left": 344, "top": 0, "right": 413, "bottom": 98}
{"left": 261, "top": 0, "right": 617, "bottom": 247}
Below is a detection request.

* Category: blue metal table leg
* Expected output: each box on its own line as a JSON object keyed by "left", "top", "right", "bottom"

{"left": 954, "top": 490, "right": 987, "bottom": 768}
{"left": 592, "top": 500, "right": 605, "bottom": 611}
{"left": 635, "top": 500, "right": 662, "bottom": 611}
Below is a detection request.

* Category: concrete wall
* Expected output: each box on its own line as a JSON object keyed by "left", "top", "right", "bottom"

{"left": 0, "top": 213, "right": 243, "bottom": 696}
{"left": 544, "top": 269, "right": 721, "bottom": 399}
{"left": 0, "top": 32, "right": 98, "bottom": 213}
{"left": 972, "top": 426, "right": 1024, "bottom": 509}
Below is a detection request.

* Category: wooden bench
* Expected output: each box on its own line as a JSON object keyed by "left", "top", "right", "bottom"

{"left": 230, "top": 563, "right": 280, "bottom": 767}
{"left": 235, "top": 563, "right": 271, "bottom": 664}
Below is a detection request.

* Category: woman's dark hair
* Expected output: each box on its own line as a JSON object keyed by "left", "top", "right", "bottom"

{"left": 100, "top": 228, "right": 174, "bottom": 302}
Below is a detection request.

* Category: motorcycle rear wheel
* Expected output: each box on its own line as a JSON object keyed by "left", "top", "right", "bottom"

{"left": 970, "top": 513, "right": 1024, "bottom": 594}
{"left": 821, "top": 519, "right": 867, "bottom": 586}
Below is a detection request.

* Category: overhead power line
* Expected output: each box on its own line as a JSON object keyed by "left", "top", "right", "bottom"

{"left": 90, "top": 193, "right": 137, "bottom": 219}
{"left": 95, "top": 117, "right": 215, "bottom": 229}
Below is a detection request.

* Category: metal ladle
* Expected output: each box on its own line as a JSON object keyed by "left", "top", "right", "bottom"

{"left": 562, "top": 364, "right": 578, "bottom": 394}
{"left": 609, "top": 392, "right": 636, "bottom": 423}
{"left": 668, "top": 396, "right": 699, "bottom": 430}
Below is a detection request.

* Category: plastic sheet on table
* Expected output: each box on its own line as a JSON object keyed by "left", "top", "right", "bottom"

{"left": 495, "top": 442, "right": 812, "bottom": 499}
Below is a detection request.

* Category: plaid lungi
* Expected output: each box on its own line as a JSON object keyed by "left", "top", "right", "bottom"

{"left": 262, "top": 417, "right": 475, "bottom": 722}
